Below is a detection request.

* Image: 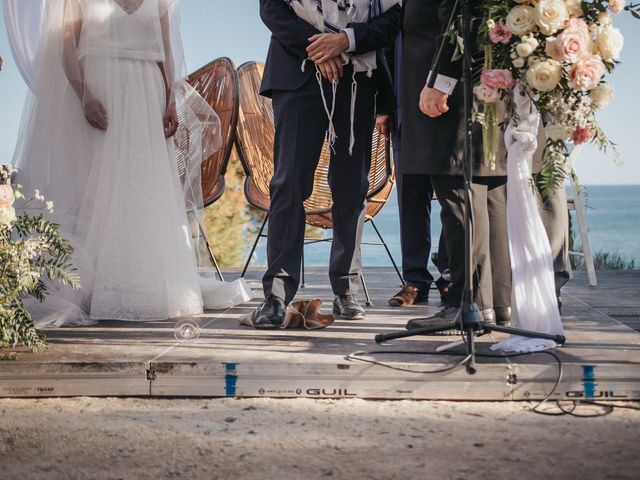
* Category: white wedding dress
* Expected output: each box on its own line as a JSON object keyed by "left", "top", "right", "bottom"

{"left": 6, "top": 0, "right": 252, "bottom": 325}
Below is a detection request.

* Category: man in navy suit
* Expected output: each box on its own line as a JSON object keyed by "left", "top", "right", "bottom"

{"left": 253, "top": 0, "right": 401, "bottom": 328}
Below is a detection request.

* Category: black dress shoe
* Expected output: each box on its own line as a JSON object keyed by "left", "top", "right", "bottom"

{"left": 333, "top": 295, "right": 366, "bottom": 320}
{"left": 406, "top": 306, "right": 460, "bottom": 334}
{"left": 254, "top": 295, "right": 286, "bottom": 329}
{"left": 494, "top": 307, "right": 511, "bottom": 326}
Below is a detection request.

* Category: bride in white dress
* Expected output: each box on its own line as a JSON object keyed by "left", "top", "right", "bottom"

{"left": 5, "top": 0, "right": 252, "bottom": 325}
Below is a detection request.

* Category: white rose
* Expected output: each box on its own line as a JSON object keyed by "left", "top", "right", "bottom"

{"left": 513, "top": 56, "right": 526, "bottom": 68}
{"left": 516, "top": 42, "right": 536, "bottom": 57}
{"left": 545, "top": 124, "right": 573, "bottom": 141}
{"left": 535, "top": 0, "right": 569, "bottom": 35}
{"left": 564, "top": 0, "right": 583, "bottom": 16}
{"left": 589, "top": 83, "right": 614, "bottom": 109}
{"left": 526, "top": 59, "right": 563, "bottom": 92}
{"left": 598, "top": 12, "right": 613, "bottom": 27}
{"left": 525, "top": 35, "right": 540, "bottom": 49}
{"left": 0, "top": 207, "right": 17, "bottom": 228}
{"left": 597, "top": 26, "right": 624, "bottom": 61}
{"left": 506, "top": 5, "right": 537, "bottom": 36}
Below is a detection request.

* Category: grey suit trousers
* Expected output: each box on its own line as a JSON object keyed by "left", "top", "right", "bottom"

{"left": 432, "top": 175, "right": 511, "bottom": 310}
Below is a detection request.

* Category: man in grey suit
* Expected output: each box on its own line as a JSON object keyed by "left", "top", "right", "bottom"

{"left": 402, "top": 0, "right": 512, "bottom": 329}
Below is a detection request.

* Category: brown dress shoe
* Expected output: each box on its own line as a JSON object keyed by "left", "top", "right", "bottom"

{"left": 388, "top": 285, "right": 428, "bottom": 307}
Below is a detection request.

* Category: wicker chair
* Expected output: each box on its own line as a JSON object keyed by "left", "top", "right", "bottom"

{"left": 175, "top": 57, "right": 239, "bottom": 280}
{"left": 235, "top": 61, "right": 402, "bottom": 305}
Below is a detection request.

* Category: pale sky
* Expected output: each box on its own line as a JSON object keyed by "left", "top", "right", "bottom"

{"left": 1, "top": 0, "right": 639, "bottom": 184}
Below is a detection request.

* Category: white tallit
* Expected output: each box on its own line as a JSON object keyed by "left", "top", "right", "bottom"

{"left": 284, "top": 0, "right": 399, "bottom": 153}
{"left": 286, "top": 0, "right": 398, "bottom": 75}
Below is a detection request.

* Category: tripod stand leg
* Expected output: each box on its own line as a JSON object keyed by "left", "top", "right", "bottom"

{"left": 241, "top": 213, "right": 268, "bottom": 278}
{"left": 465, "top": 326, "right": 477, "bottom": 374}
{"left": 369, "top": 219, "right": 404, "bottom": 285}
{"left": 360, "top": 272, "right": 373, "bottom": 306}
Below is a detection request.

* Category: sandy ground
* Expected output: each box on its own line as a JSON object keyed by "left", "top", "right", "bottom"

{"left": 1, "top": 397, "right": 639, "bottom": 480}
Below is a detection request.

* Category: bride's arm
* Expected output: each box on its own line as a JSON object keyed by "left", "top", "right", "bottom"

{"left": 62, "top": 0, "right": 108, "bottom": 130}
{"left": 62, "top": 0, "right": 87, "bottom": 100}
{"left": 159, "top": 4, "right": 178, "bottom": 138}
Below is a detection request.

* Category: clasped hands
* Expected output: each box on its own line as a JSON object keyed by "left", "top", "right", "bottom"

{"left": 306, "top": 32, "right": 350, "bottom": 84}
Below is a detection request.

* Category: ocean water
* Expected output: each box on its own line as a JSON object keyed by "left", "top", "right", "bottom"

{"left": 248, "top": 185, "right": 640, "bottom": 268}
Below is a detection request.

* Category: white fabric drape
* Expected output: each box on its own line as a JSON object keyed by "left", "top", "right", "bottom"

{"left": 2, "top": 0, "right": 44, "bottom": 89}
{"left": 492, "top": 83, "right": 564, "bottom": 353}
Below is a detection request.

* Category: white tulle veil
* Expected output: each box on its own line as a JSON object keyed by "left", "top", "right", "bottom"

{"left": 3, "top": 0, "right": 240, "bottom": 325}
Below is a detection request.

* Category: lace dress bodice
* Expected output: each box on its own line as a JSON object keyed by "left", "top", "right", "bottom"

{"left": 77, "top": 0, "right": 166, "bottom": 62}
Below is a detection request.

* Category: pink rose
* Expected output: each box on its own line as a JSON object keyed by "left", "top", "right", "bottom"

{"left": 480, "top": 69, "right": 516, "bottom": 90}
{"left": 568, "top": 55, "right": 606, "bottom": 90}
{"left": 545, "top": 20, "right": 591, "bottom": 63}
{"left": 572, "top": 126, "right": 594, "bottom": 144}
{"left": 473, "top": 84, "right": 501, "bottom": 103}
{"left": 489, "top": 24, "right": 512, "bottom": 44}
{"left": 610, "top": 0, "right": 625, "bottom": 14}
{"left": 0, "top": 184, "right": 15, "bottom": 209}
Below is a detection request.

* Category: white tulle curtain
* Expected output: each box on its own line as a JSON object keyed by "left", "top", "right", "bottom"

{"left": 492, "top": 82, "right": 565, "bottom": 353}
{"left": 3, "top": 0, "right": 45, "bottom": 89}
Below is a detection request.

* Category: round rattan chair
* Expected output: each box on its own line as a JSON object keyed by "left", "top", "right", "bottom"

{"left": 187, "top": 57, "right": 239, "bottom": 207}
{"left": 235, "top": 61, "right": 402, "bottom": 304}
{"left": 174, "top": 57, "right": 239, "bottom": 280}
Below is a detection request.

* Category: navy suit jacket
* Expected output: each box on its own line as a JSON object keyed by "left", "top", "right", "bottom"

{"left": 259, "top": 0, "right": 401, "bottom": 111}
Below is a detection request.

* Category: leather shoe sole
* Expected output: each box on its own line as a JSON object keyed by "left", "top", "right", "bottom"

{"left": 332, "top": 306, "right": 365, "bottom": 320}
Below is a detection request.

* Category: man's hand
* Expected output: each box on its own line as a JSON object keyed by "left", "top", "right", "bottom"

{"left": 307, "top": 32, "right": 350, "bottom": 64}
{"left": 375, "top": 114, "right": 394, "bottom": 140}
{"left": 83, "top": 97, "right": 108, "bottom": 131}
{"left": 317, "top": 56, "right": 344, "bottom": 84}
{"left": 164, "top": 102, "right": 179, "bottom": 139}
{"left": 419, "top": 86, "right": 450, "bottom": 118}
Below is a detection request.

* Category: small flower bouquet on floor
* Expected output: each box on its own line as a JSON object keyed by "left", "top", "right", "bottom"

{"left": 0, "top": 165, "right": 80, "bottom": 352}
{"left": 470, "top": 0, "right": 636, "bottom": 194}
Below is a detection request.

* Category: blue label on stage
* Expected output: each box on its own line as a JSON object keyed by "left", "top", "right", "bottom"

{"left": 225, "top": 363, "right": 238, "bottom": 397}
{"left": 582, "top": 365, "right": 596, "bottom": 399}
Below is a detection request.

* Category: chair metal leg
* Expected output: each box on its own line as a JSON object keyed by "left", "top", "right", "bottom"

{"left": 568, "top": 146, "right": 597, "bottom": 287}
{"left": 199, "top": 222, "right": 224, "bottom": 281}
{"left": 369, "top": 218, "right": 404, "bottom": 285}
{"left": 301, "top": 245, "right": 306, "bottom": 288}
{"left": 571, "top": 179, "right": 597, "bottom": 287}
{"left": 360, "top": 272, "right": 373, "bottom": 306}
{"left": 241, "top": 213, "right": 269, "bottom": 278}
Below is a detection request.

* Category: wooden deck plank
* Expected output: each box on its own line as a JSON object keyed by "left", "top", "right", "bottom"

{"left": 1, "top": 269, "right": 639, "bottom": 400}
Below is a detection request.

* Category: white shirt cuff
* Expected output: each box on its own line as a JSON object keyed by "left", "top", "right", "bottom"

{"left": 342, "top": 28, "right": 356, "bottom": 53}
{"left": 430, "top": 73, "right": 458, "bottom": 95}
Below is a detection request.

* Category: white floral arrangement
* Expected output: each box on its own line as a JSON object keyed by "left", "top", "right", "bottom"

{"left": 1, "top": 165, "right": 79, "bottom": 351}
{"left": 468, "top": 0, "right": 637, "bottom": 194}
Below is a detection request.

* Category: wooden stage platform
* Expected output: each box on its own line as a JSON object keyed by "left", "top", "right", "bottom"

{"left": 1, "top": 269, "right": 639, "bottom": 401}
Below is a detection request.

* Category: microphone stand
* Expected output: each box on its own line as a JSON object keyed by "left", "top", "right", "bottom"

{"left": 375, "top": 0, "right": 565, "bottom": 374}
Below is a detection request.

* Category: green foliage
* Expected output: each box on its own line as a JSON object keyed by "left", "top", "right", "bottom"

{"left": 1, "top": 165, "right": 80, "bottom": 352}
{"left": 571, "top": 250, "right": 637, "bottom": 271}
